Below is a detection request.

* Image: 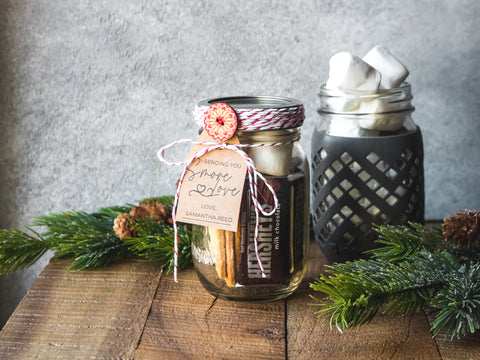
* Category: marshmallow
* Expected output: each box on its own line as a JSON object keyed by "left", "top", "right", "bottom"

{"left": 358, "top": 98, "right": 385, "bottom": 114}
{"left": 247, "top": 142, "right": 293, "bottom": 176}
{"left": 325, "top": 93, "right": 361, "bottom": 113}
{"left": 363, "top": 46, "right": 409, "bottom": 89}
{"left": 327, "top": 116, "right": 380, "bottom": 137}
{"left": 358, "top": 113, "right": 406, "bottom": 131}
{"left": 356, "top": 98, "right": 407, "bottom": 131}
{"left": 326, "top": 52, "right": 381, "bottom": 91}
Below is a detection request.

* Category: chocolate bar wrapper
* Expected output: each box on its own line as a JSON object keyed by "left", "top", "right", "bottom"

{"left": 237, "top": 174, "right": 305, "bottom": 285}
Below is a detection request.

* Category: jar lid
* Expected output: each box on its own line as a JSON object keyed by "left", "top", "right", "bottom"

{"left": 194, "top": 96, "right": 305, "bottom": 131}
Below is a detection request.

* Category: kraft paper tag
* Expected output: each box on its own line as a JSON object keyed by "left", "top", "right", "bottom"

{"left": 175, "top": 131, "right": 247, "bottom": 232}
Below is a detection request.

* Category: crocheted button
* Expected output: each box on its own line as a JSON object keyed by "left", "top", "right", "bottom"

{"left": 203, "top": 103, "right": 238, "bottom": 142}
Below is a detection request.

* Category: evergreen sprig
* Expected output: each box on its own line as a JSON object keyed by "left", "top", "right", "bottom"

{"left": 430, "top": 262, "right": 480, "bottom": 338}
{"left": 310, "top": 223, "right": 480, "bottom": 340}
{"left": 0, "top": 197, "right": 192, "bottom": 274}
{"left": 124, "top": 218, "right": 192, "bottom": 274}
{"left": 367, "top": 223, "right": 444, "bottom": 262}
{"left": 0, "top": 227, "right": 53, "bottom": 274}
{"left": 34, "top": 210, "right": 127, "bottom": 270}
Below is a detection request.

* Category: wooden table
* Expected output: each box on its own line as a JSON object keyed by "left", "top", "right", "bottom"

{"left": 1, "top": 239, "right": 479, "bottom": 359}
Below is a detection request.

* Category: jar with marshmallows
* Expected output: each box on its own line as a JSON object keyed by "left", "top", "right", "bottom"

{"left": 311, "top": 46, "right": 424, "bottom": 263}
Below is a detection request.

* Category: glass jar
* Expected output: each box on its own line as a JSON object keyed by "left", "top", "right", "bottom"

{"left": 192, "top": 96, "right": 310, "bottom": 301}
{"left": 311, "top": 83, "right": 424, "bottom": 263}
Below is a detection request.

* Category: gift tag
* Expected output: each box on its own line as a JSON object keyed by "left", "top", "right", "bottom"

{"left": 175, "top": 131, "right": 247, "bottom": 232}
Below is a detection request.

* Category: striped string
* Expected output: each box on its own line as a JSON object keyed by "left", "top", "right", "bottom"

{"left": 194, "top": 105, "right": 305, "bottom": 131}
{"left": 157, "top": 138, "right": 291, "bottom": 283}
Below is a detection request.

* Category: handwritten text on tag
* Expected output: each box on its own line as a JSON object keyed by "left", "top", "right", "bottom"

{"left": 175, "top": 132, "right": 246, "bottom": 232}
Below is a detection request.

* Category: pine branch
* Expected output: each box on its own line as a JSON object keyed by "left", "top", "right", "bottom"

{"left": 370, "top": 222, "right": 480, "bottom": 265}
{"left": 0, "top": 227, "right": 53, "bottom": 275}
{"left": 34, "top": 210, "right": 129, "bottom": 270}
{"left": 311, "top": 222, "right": 480, "bottom": 339}
{"left": 430, "top": 262, "right": 480, "bottom": 339}
{"left": 123, "top": 218, "right": 192, "bottom": 274}
{"left": 34, "top": 210, "right": 113, "bottom": 242}
{"left": 366, "top": 222, "right": 444, "bottom": 263}
{"left": 310, "top": 250, "right": 455, "bottom": 331}
{"left": 0, "top": 197, "right": 191, "bottom": 274}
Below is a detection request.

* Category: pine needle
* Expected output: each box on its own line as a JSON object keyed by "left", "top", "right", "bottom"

{"left": 366, "top": 222, "right": 444, "bottom": 262}
{"left": 34, "top": 210, "right": 128, "bottom": 270}
{"left": 430, "top": 262, "right": 480, "bottom": 339}
{"left": 0, "top": 197, "right": 191, "bottom": 273}
{"left": 123, "top": 218, "right": 192, "bottom": 274}
{"left": 0, "top": 227, "right": 52, "bottom": 275}
{"left": 310, "top": 252, "right": 450, "bottom": 331}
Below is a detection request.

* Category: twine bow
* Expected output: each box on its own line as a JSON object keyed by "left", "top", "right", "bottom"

{"left": 157, "top": 139, "right": 289, "bottom": 283}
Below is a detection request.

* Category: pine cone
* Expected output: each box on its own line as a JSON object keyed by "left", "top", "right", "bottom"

{"left": 442, "top": 210, "right": 480, "bottom": 248}
{"left": 113, "top": 199, "right": 174, "bottom": 239}
{"left": 129, "top": 206, "right": 150, "bottom": 218}
{"left": 138, "top": 199, "right": 173, "bottom": 224}
{"left": 113, "top": 214, "right": 137, "bottom": 239}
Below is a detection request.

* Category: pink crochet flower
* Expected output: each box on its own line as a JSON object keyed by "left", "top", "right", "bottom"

{"left": 203, "top": 103, "right": 238, "bottom": 142}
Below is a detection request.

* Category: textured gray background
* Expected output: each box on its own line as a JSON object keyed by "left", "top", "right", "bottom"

{"left": 0, "top": 0, "right": 479, "bottom": 327}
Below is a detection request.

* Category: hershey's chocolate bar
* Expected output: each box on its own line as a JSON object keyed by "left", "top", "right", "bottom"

{"left": 237, "top": 174, "right": 305, "bottom": 285}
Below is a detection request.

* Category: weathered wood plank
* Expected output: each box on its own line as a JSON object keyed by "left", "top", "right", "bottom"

{"left": 134, "top": 267, "right": 286, "bottom": 360}
{"left": 0, "top": 258, "right": 161, "bottom": 360}
{"left": 287, "top": 241, "right": 442, "bottom": 359}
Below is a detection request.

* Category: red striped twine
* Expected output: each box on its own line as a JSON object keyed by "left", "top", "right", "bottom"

{"left": 193, "top": 105, "right": 305, "bottom": 131}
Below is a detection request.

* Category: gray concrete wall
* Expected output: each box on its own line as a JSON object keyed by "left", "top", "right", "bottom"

{"left": 1, "top": 0, "right": 479, "bottom": 327}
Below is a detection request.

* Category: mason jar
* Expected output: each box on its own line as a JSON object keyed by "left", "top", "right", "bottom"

{"left": 311, "top": 83, "right": 424, "bottom": 263}
{"left": 192, "top": 96, "right": 310, "bottom": 301}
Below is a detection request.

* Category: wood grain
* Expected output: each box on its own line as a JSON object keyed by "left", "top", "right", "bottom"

{"left": 134, "top": 267, "right": 285, "bottom": 360}
{"left": 0, "top": 258, "right": 161, "bottom": 360}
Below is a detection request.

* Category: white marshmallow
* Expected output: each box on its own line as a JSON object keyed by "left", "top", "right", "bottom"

{"left": 358, "top": 98, "right": 386, "bottom": 114}
{"left": 356, "top": 97, "right": 408, "bottom": 131}
{"left": 358, "top": 113, "right": 406, "bottom": 131}
{"left": 363, "top": 45, "right": 409, "bottom": 89}
{"left": 328, "top": 118, "right": 360, "bottom": 136}
{"left": 326, "top": 52, "right": 381, "bottom": 91}
{"left": 327, "top": 116, "right": 380, "bottom": 137}
{"left": 247, "top": 143, "right": 293, "bottom": 176}
{"left": 326, "top": 93, "right": 360, "bottom": 113}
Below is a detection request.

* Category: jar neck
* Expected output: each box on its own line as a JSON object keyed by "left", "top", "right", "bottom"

{"left": 237, "top": 128, "right": 300, "bottom": 145}
{"left": 317, "top": 83, "right": 417, "bottom": 136}
{"left": 236, "top": 128, "right": 300, "bottom": 177}
{"left": 318, "top": 82, "right": 414, "bottom": 115}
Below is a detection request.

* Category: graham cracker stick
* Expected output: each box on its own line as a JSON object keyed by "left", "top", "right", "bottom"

{"left": 207, "top": 227, "right": 218, "bottom": 263}
{"left": 209, "top": 227, "right": 226, "bottom": 280}
{"left": 225, "top": 230, "right": 236, "bottom": 287}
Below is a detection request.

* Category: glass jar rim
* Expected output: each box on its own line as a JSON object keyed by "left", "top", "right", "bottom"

{"left": 197, "top": 95, "right": 302, "bottom": 110}
{"left": 318, "top": 82, "right": 414, "bottom": 115}
{"left": 319, "top": 82, "right": 412, "bottom": 98}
